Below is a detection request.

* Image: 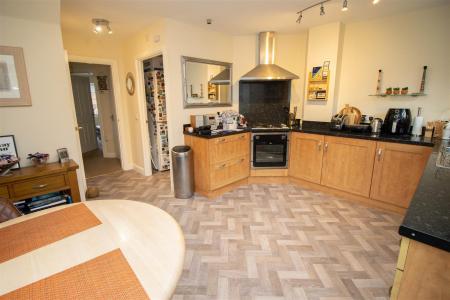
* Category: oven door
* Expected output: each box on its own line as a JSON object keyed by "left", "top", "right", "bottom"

{"left": 252, "top": 133, "right": 288, "bottom": 168}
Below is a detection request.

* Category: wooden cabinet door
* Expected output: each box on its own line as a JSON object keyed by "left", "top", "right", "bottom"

{"left": 289, "top": 133, "right": 324, "bottom": 184}
{"left": 321, "top": 136, "right": 376, "bottom": 197}
{"left": 210, "top": 155, "right": 249, "bottom": 190}
{"left": 370, "top": 142, "right": 431, "bottom": 208}
{"left": 209, "top": 133, "right": 249, "bottom": 164}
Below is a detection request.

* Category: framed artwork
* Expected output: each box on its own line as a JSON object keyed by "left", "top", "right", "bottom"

{"left": 0, "top": 135, "right": 20, "bottom": 169}
{"left": 57, "top": 148, "right": 70, "bottom": 163}
{"left": 96, "top": 75, "right": 108, "bottom": 91}
{"left": 0, "top": 46, "right": 31, "bottom": 107}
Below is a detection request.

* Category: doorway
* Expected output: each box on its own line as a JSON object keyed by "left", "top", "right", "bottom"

{"left": 69, "top": 62, "right": 122, "bottom": 178}
{"left": 142, "top": 55, "right": 170, "bottom": 173}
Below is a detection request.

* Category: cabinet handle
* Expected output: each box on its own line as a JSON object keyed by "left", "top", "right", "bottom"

{"left": 239, "top": 135, "right": 245, "bottom": 139}
{"left": 32, "top": 184, "right": 48, "bottom": 189}
{"left": 377, "top": 148, "right": 383, "bottom": 161}
{"left": 238, "top": 158, "right": 245, "bottom": 163}
{"left": 324, "top": 142, "right": 328, "bottom": 152}
{"left": 219, "top": 138, "right": 226, "bottom": 143}
{"left": 317, "top": 142, "right": 322, "bottom": 151}
{"left": 219, "top": 163, "right": 226, "bottom": 169}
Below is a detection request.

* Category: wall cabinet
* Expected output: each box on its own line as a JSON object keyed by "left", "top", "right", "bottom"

{"left": 289, "top": 133, "right": 324, "bottom": 184}
{"left": 371, "top": 142, "right": 432, "bottom": 208}
{"left": 321, "top": 136, "right": 376, "bottom": 197}
{"left": 185, "top": 133, "right": 250, "bottom": 197}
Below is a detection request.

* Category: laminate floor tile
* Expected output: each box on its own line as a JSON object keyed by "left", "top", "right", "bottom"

{"left": 87, "top": 171, "right": 402, "bottom": 300}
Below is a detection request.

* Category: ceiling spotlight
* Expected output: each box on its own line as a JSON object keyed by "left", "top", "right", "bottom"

{"left": 296, "top": 11, "right": 303, "bottom": 23}
{"left": 320, "top": 3, "right": 325, "bottom": 16}
{"left": 373, "top": 0, "right": 380, "bottom": 4}
{"left": 92, "top": 19, "right": 113, "bottom": 35}
{"left": 342, "top": 0, "right": 348, "bottom": 11}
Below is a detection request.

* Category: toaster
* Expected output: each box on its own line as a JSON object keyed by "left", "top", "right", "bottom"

{"left": 330, "top": 114, "right": 347, "bottom": 130}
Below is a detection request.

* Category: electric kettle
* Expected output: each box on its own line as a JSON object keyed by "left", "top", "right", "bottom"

{"left": 370, "top": 118, "right": 383, "bottom": 134}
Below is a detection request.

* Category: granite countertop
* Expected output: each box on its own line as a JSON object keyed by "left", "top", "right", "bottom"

{"left": 184, "top": 121, "right": 434, "bottom": 147}
{"left": 292, "top": 121, "right": 434, "bottom": 147}
{"left": 399, "top": 139, "right": 450, "bottom": 252}
{"left": 184, "top": 127, "right": 251, "bottom": 139}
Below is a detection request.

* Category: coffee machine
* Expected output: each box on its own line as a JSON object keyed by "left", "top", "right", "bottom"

{"left": 382, "top": 108, "right": 411, "bottom": 135}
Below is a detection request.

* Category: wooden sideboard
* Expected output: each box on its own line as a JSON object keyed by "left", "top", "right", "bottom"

{"left": 0, "top": 160, "right": 80, "bottom": 203}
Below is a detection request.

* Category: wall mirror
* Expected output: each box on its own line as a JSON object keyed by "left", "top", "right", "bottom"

{"left": 182, "top": 56, "right": 232, "bottom": 108}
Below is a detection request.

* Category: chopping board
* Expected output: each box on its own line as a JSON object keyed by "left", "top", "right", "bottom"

{"left": 339, "top": 105, "right": 361, "bottom": 125}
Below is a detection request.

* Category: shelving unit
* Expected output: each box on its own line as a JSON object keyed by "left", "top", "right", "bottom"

{"left": 368, "top": 92, "right": 426, "bottom": 97}
{"left": 307, "top": 72, "right": 329, "bottom": 101}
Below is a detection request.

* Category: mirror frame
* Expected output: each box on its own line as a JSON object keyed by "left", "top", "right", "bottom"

{"left": 181, "top": 56, "right": 233, "bottom": 108}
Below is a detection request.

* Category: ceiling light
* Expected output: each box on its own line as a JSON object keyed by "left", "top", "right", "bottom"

{"left": 320, "top": 3, "right": 325, "bottom": 16}
{"left": 373, "top": 0, "right": 380, "bottom": 4}
{"left": 342, "top": 0, "right": 348, "bottom": 11}
{"left": 92, "top": 19, "right": 113, "bottom": 35}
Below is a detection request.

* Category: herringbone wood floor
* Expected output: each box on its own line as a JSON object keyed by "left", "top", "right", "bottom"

{"left": 87, "top": 170, "right": 402, "bottom": 300}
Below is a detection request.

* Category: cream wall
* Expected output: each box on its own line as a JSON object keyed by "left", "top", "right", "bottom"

{"left": 336, "top": 5, "right": 450, "bottom": 121}
{"left": 302, "top": 22, "right": 344, "bottom": 121}
{"left": 0, "top": 0, "right": 86, "bottom": 199}
{"left": 232, "top": 32, "right": 308, "bottom": 119}
{"left": 164, "top": 19, "right": 235, "bottom": 148}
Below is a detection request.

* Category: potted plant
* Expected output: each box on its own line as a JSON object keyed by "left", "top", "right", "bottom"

{"left": 401, "top": 87, "right": 409, "bottom": 95}
{"left": 27, "top": 152, "right": 49, "bottom": 167}
{"left": 393, "top": 87, "right": 400, "bottom": 95}
{"left": 386, "top": 87, "right": 393, "bottom": 95}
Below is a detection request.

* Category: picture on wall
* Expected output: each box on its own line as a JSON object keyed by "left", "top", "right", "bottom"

{"left": 0, "top": 46, "right": 31, "bottom": 107}
{"left": 0, "top": 135, "right": 20, "bottom": 169}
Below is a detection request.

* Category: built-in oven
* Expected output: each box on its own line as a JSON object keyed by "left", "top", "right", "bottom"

{"left": 251, "top": 132, "right": 289, "bottom": 168}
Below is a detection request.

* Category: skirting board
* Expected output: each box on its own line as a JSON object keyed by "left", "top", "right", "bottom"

{"left": 250, "top": 169, "right": 288, "bottom": 177}
{"left": 133, "top": 164, "right": 146, "bottom": 176}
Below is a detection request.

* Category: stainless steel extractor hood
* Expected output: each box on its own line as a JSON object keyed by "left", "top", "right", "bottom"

{"left": 241, "top": 32, "right": 299, "bottom": 81}
{"left": 209, "top": 68, "right": 231, "bottom": 85}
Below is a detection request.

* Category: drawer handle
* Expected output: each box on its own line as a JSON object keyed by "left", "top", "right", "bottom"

{"left": 239, "top": 135, "right": 245, "bottom": 139}
{"left": 32, "top": 184, "right": 48, "bottom": 189}
{"left": 238, "top": 158, "right": 245, "bottom": 163}
{"left": 219, "top": 138, "right": 226, "bottom": 143}
{"left": 219, "top": 163, "right": 226, "bottom": 169}
{"left": 377, "top": 148, "right": 383, "bottom": 161}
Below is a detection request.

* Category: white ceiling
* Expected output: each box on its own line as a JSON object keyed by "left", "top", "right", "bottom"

{"left": 61, "top": 0, "right": 450, "bottom": 37}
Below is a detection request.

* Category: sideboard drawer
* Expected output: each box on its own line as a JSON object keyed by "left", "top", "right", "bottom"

{"left": 0, "top": 185, "right": 9, "bottom": 199}
{"left": 12, "top": 175, "right": 67, "bottom": 199}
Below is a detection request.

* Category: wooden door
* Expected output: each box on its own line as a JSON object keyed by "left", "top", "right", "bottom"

{"left": 289, "top": 133, "right": 324, "bottom": 184}
{"left": 71, "top": 76, "right": 97, "bottom": 153}
{"left": 370, "top": 142, "right": 431, "bottom": 208}
{"left": 321, "top": 136, "right": 376, "bottom": 197}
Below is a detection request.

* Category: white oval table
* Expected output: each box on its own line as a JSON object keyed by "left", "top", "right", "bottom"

{"left": 0, "top": 200, "right": 185, "bottom": 300}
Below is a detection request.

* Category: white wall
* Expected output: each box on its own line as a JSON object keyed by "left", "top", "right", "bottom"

{"left": 336, "top": 5, "right": 450, "bottom": 121}
{"left": 0, "top": 0, "right": 86, "bottom": 199}
{"left": 302, "top": 22, "right": 344, "bottom": 121}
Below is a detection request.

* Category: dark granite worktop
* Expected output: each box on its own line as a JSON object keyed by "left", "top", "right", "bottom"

{"left": 292, "top": 121, "right": 434, "bottom": 147}
{"left": 184, "top": 121, "right": 434, "bottom": 147}
{"left": 399, "top": 140, "right": 450, "bottom": 252}
{"left": 184, "top": 127, "right": 251, "bottom": 139}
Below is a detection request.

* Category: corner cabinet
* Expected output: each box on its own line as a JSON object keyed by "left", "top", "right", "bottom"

{"left": 184, "top": 133, "right": 250, "bottom": 198}
{"left": 370, "top": 142, "right": 432, "bottom": 208}
{"left": 289, "top": 133, "right": 324, "bottom": 184}
{"left": 321, "top": 136, "right": 376, "bottom": 197}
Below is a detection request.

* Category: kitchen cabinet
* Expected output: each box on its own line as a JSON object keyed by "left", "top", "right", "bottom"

{"left": 370, "top": 142, "right": 432, "bottom": 208}
{"left": 184, "top": 133, "right": 250, "bottom": 197}
{"left": 321, "top": 136, "right": 376, "bottom": 197}
{"left": 289, "top": 132, "right": 324, "bottom": 184}
{"left": 390, "top": 237, "right": 450, "bottom": 300}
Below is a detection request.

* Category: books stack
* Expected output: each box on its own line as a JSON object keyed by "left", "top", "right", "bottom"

{"left": 14, "top": 192, "right": 72, "bottom": 214}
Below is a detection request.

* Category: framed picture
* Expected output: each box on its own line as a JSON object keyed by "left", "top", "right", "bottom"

{"left": 57, "top": 148, "right": 70, "bottom": 163}
{"left": 0, "top": 46, "right": 31, "bottom": 107}
{"left": 0, "top": 135, "right": 20, "bottom": 169}
{"left": 96, "top": 75, "right": 108, "bottom": 91}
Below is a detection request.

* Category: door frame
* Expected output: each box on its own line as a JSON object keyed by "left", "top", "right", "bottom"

{"left": 68, "top": 55, "right": 131, "bottom": 171}
{"left": 135, "top": 50, "right": 169, "bottom": 176}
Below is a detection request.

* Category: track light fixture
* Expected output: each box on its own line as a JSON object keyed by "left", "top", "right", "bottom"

{"left": 297, "top": 0, "right": 380, "bottom": 23}
{"left": 342, "top": 0, "right": 348, "bottom": 11}
{"left": 92, "top": 18, "right": 113, "bottom": 35}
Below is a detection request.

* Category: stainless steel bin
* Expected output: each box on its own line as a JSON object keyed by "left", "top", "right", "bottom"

{"left": 171, "top": 145, "right": 194, "bottom": 198}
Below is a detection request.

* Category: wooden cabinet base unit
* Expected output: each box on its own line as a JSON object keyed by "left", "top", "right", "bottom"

{"left": 185, "top": 133, "right": 250, "bottom": 198}
{"left": 0, "top": 160, "right": 81, "bottom": 203}
{"left": 289, "top": 133, "right": 324, "bottom": 184}
{"left": 391, "top": 238, "right": 450, "bottom": 300}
